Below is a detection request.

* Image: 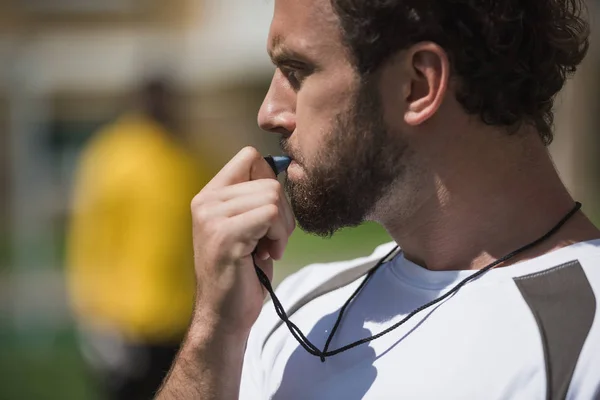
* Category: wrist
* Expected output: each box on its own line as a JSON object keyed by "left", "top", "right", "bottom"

{"left": 157, "top": 313, "right": 248, "bottom": 400}
{"left": 180, "top": 327, "right": 248, "bottom": 374}
{"left": 184, "top": 309, "right": 250, "bottom": 354}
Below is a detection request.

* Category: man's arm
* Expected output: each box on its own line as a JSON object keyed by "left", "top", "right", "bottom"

{"left": 155, "top": 147, "right": 295, "bottom": 399}
{"left": 156, "top": 322, "right": 247, "bottom": 399}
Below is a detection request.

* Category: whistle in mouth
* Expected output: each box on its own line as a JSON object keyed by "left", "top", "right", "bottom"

{"left": 264, "top": 155, "right": 292, "bottom": 177}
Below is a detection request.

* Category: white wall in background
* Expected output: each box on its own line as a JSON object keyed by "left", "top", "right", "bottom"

{"left": 0, "top": 0, "right": 274, "bottom": 93}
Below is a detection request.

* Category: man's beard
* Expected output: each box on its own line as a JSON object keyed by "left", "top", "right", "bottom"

{"left": 283, "top": 78, "right": 409, "bottom": 237}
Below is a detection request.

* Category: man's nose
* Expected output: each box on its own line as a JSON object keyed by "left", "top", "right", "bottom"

{"left": 257, "top": 72, "right": 296, "bottom": 136}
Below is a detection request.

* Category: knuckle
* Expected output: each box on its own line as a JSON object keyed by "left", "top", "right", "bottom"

{"left": 193, "top": 205, "right": 212, "bottom": 225}
{"left": 239, "top": 146, "right": 261, "bottom": 161}
{"left": 229, "top": 242, "right": 248, "bottom": 261}
{"left": 190, "top": 193, "right": 202, "bottom": 209}
{"left": 266, "top": 188, "right": 280, "bottom": 204}
{"left": 264, "top": 204, "right": 280, "bottom": 222}
{"left": 268, "top": 179, "right": 282, "bottom": 191}
{"left": 191, "top": 190, "right": 209, "bottom": 208}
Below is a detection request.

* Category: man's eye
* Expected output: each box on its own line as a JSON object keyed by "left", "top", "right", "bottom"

{"left": 281, "top": 68, "right": 304, "bottom": 89}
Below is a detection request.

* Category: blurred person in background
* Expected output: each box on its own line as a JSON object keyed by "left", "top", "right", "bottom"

{"left": 66, "top": 77, "right": 207, "bottom": 400}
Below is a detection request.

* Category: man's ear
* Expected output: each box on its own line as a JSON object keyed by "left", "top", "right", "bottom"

{"left": 403, "top": 42, "right": 450, "bottom": 126}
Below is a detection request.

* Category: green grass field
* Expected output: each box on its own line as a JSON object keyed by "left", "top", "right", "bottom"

{"left": 0, "top": 329, "right": 99, "bottom": 400}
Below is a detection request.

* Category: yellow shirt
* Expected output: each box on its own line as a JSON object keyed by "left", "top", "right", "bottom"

{"left": 67, "top": 114, "right": 208, "bottom": 343}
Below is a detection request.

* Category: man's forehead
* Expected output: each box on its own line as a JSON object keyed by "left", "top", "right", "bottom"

{"left": 272, "top": 0, "right": 335, "bottom": 20}
{"left": 268, "top": 0, "right": 341, "bottom": 54}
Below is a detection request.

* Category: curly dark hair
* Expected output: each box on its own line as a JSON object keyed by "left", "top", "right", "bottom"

{"left": 331, "top": 0, "right": 590, "bottom": 145}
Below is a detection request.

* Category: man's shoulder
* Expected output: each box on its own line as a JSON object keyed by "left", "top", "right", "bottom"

{"left": 540, "top": 240, "right": 600, "bottom": 289}
{"left": 557, "top": 242, "right": 600, "bottom": 397}
{"left": 506, "top": 239, "right": 600, "bottom": 398}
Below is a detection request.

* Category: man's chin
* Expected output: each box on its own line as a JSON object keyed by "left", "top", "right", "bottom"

{"left": 290, "top": 195, "right": 362, "bottom": 238}
{"left": 285, "top": 188, "right": 336, "bottom": 237}
{"left": 295, "top": 218, "right": 338, "bottom": 238}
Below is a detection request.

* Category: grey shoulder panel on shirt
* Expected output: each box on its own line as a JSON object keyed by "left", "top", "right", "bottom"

{"left": 514, "top": 260, "right": 596, "bottom": 400}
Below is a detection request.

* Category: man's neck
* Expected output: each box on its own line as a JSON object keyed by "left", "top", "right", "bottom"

{"left": 380, "top": 132, "right": 600, "bottom": 272}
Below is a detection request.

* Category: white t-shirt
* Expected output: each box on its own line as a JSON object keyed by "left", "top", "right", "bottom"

{"left": 240, "top": 240, "right": 600, "bottom": 399}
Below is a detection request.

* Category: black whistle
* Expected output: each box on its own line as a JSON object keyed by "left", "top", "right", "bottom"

{"left": 264, "top": 155, "right": 292, "bottom": 177}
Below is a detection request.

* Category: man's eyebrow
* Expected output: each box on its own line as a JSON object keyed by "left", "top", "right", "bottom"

{"left": 268, "top": 36, "right": 306, "bottom": 65}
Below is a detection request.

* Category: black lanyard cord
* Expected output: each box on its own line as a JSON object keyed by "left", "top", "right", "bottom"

{"left": 254, "top": 202, "right": 582, "bottom": 362}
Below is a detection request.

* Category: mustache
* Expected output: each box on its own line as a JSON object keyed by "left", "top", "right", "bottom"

{"left": 279, "top": 138, "right": 302, "bottom": 164}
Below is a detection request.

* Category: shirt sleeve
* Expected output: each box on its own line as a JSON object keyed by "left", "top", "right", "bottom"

{"left": 239, "top": 340, "right": 264, "bottom": 400}
{"left": 239, "top": 307, "right": 273, "bottom": 400}
{"left": 237, "top": 264, "right": 323, "bottom": 399}
{"left": 567, "top": 263, "right": 600, "bottom": 399}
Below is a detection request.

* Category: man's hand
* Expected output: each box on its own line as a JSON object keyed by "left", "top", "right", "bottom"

{"left": 156, "top": 147, "right": 295, "bottom": 399}
{"left": 190, "top": 146, "right": 295, "bottom": 336}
